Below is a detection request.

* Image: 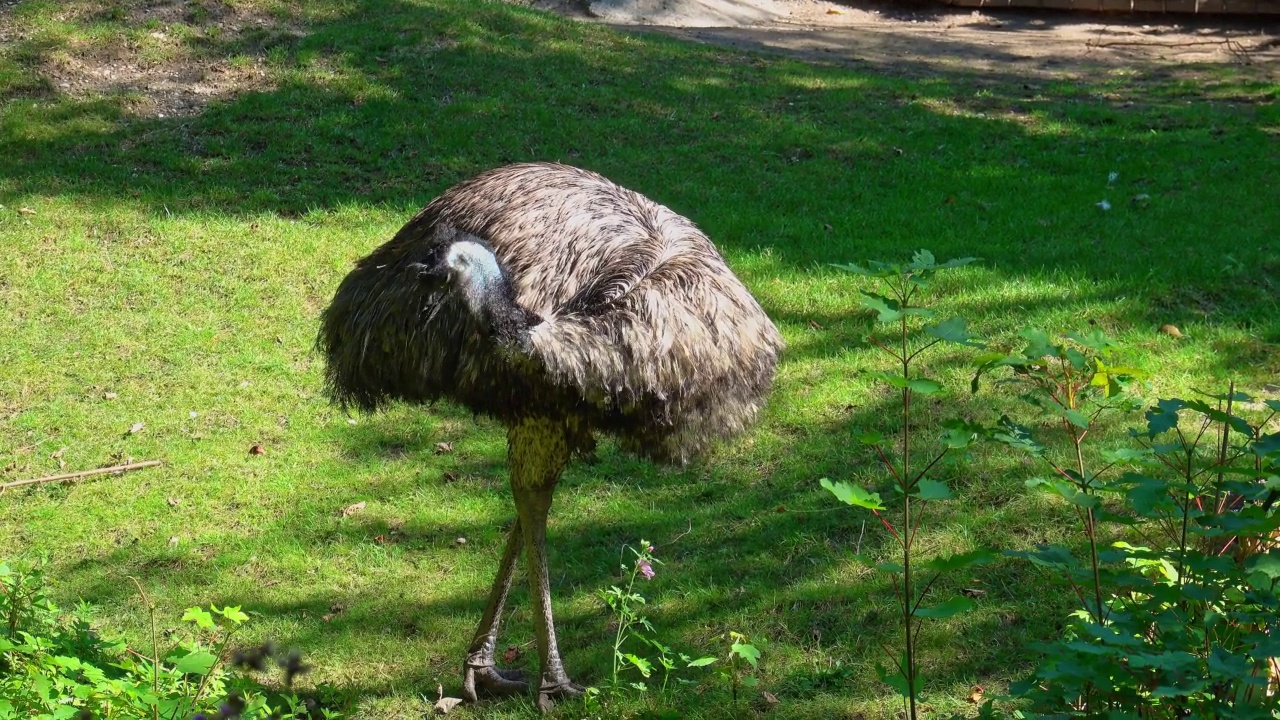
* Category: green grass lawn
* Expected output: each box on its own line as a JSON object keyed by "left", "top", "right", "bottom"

{"left": 2, "top": 1, "right": 1278, "bottom": 718}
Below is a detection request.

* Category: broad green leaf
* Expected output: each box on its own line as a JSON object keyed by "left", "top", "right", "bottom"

{"left": 913, "top": 478, "right": 953, "bottom": 501}
{"left": 214, "top": 605, "right": 250, "bottom": 624}
{"left": 919, "top": 549, "right": 998, "bottom": 574}
{"left": 1061, "top": 408, "right": 1090, "bottom": 429}
{"left": 624, "top": 653, "right": 653, "bottom": 677}
{"left": 939, "top": 418, "right": 986, "bottom": 449}
{"left": 908, "top": 378, "right": 944, "bottom": 395}
{"left": 685, "top": 656, "right": 717, "bottom": 668}
{"left": 1144, "top": 398, "right": 1186, "bottom": 437}
{"left": 858, "top": 292, "right": 906, "bottom": 322}
{"left": 924, "top": 317, "right": 985, "bottom": 348}
{"left": 1067, "top": 328, "right": 1117, "bottom": 354}
{"left": 855, "top": 430, "right": 885, "bottom": 445}
{"left": 171, "top": 650, "right": 217, "bottom": 676}
{"left": 1100, "top": 447, "right": 1149, "bottom": 463}
{"left": 992, "top": 416, "right": 1045, "bottom": 457}
{"left": 1062, "top": 347, "right": 1088, "bottom": 372}
{"left": 1027, "top": 477, "right": 1099, "bottom": 509}
{"left": 730, "top": 642, "right": 760, "bottom": 669}
{"left": 1254, "top": 432, "right": 1280, "bottom": 458}
{"left": 830, "top": 262, "right": 874, "bottom": 276}
{"left": 1182, "top": 399, "right": 1255, "bottom": 435}
{"left": 1247, "top": 550, "right": 1280, "bottom": 580}
{"left": 875, "top": 661, "right": 911, "bottom": 697}
{"left": 181, "top": 607, "right": 215, "bottom": 631}
{"left": 1007, "top": 544, "right": 1078, "bottom": 569}
{"left": 970, "top": 353, "right": 1033, "bottom": 393}
{"left": 819, "top": 478, "right": 885, "bottom": 510}
{"left": 915, "top": 596, "right": 976, "bottom": 619}
{"left": 868, "top": 372, "right": 943, "bottom": 394}
{"left": 876, "top": 562, "right": 906, "bottom": 574}
{"left": 1018, "top": 328, "right": 1056, "bottom": 359}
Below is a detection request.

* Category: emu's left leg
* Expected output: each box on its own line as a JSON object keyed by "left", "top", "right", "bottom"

{"left": 462, "top": 517, "right": 528, "bottom": 701}
{"left": 508, "top": 417, "right": 583, "bottom": 712}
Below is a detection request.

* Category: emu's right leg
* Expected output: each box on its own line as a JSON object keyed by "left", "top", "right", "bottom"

{"left": 462, "top": 518, "right": 529, "bottom": 701}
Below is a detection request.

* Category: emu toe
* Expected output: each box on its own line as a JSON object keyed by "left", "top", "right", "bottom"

{"left": 463, "top": 659, "right": 529, "bottom": 701}
{"left": 536, "top": 676, "right": 585, "bottom": 713}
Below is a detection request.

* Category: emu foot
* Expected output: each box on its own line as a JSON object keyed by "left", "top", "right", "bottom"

{"left": 462, "top": 658, "right": 529, "bottom": 702}
{"left": 536, "top": 676, "right": 584, "bottom": 713}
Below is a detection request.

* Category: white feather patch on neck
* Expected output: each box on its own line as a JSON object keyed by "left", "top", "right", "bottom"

{"left": 445, "top": 240, "right": 503, "bottom": 318}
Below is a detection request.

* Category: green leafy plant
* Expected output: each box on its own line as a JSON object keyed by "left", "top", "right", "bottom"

{"left": 980, "top": 335, "right": 1280, "bottom": 717}
{"left": 820, "top": 251, "right": 992, "bottom": 719}
{"left": 975, "top": 328, "right": 1145, "bottom": 629}
{"left": 722, "top": 631, "right": 761, "bottom": 707}
{"left": 597, "top": 541, "right": 715, "bottom": 701}
{"left": 0, "top": 558, "right": 341, "bottom": 720}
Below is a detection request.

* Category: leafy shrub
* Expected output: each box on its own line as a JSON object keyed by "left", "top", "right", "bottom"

{"left": 0, "top": 558, "right": 342, "bottom": 720}
{"left": 980, "top": 333, "right": 1280, "bottom": 717}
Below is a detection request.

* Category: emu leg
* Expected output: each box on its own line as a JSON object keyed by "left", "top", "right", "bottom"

{"left": 462, "top": 518, "right": 529, "bottom": 701}
{"left": 509, "top": 418, "right": 582, "bottom": 712}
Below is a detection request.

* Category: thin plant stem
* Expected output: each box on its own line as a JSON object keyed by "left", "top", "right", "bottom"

{"left": 127, "top": 576, "right": 160, "bottom": 720}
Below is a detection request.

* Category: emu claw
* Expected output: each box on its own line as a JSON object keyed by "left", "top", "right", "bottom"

{"left": 462, "top": 660, "right": 529, "bottom": 702}
{"left": 536, "top": 677, "right": 584, "bottom": 713}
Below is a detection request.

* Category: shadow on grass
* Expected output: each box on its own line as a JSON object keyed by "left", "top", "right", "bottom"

{"left": 0, "top": 0, "right": 1276, "bottom": 349}
{"left": 50, "top": 383, "right": 1081, "bottom": 716}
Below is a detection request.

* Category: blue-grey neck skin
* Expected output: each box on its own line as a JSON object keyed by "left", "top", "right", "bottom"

{"left": 445, "top": 240, "right": 534, "bottom": 353}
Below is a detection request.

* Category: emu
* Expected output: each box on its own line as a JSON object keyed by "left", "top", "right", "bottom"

{"left": 318, "top": 162, "right": 783, "bottom": 710}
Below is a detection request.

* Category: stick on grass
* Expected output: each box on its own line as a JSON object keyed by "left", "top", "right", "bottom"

{"left": 1, "top": 460, "right": 162, "bottom": 490}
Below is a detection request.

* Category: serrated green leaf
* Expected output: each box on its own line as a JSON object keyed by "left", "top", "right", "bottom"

{"left": 939, "top": 419, "right": 984, "bottom": 449}
{"left": 1255, "top": 432, "right": 1280, "bottom": 458}
{"left": 214, "top": 605, "right": 249, "bottom": 624}
{"left": 869, "top": 373, "right": 943, "bottom": 395}
{"left": 1019, "top": 328, "right": 1056, "bottom": 359}
{"left": 875, "top": 661, "right": 911, "bottom": 697}
{"left": 829, "top": 262, "right": 874, "bottom": 276}
{"left": 1145, "top": 398, "right": 1185, "bottom": 437}
{"left": 181, "top": 607, "right": 215, "bottom": 631}
{"left": 919, "top": 549, "right": 998, "bottom": 574}
{"left": 1007, "top": 544, "right": 1078, "bottom": 569}
{"left": 730, "top": 643, "right": 760, "bottom": 668}
{"left": 1062, "top": 407, "right": 1090, "bottom": 429}
{"left": 1247, "top": 550, "right": 1280, "bottom": 580}
{"left": 171, "top": 650, "right": 217, "bottom": 676}
{"left": 1067, "top": 328, "right": 1117, "bottom": 354}
{"left": 908, "top": 378, "right": 943, "bottom": 395}
{"left": 992, "top": 416, "right": 1045, "bottom": 456}
{"left": 924, "top": 317, "right": 985, "bottom": 348}
{"left": 913, "top": 478, "right": 953, "bottom": 501}
{"left": 819, "top": 478, "right": 885, "bottom": 510}
{"left": 858, "top": 292, "right": 906, "bottom": 322}
{"left": 915, "top": 595, "right": 977, "bottom": 619}
{"left": 686, "top": 656, "right": 717, "bottom": 668}
{"left": 855, "top": 430, "right": 885, "bottom": 445}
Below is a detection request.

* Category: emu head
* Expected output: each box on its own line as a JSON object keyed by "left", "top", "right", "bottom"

{"left": 445, "top": 239, "right": 504, "bottom": 321}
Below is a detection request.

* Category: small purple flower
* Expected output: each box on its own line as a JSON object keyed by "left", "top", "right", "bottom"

{"left": 637, "top": 558, "right": 655, "bottom": 580}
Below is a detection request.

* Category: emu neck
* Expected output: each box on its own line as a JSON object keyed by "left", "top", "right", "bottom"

{"left": 447, "top": 241, "right": 535, "bottom": 354}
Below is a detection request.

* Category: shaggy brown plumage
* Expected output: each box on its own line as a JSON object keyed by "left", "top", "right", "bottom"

{"left": 317, "top": 162, "right": 783, "bottom": 710}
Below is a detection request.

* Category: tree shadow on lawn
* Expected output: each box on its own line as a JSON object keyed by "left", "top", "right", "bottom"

{"left": 1, "top": 1, "right": 1276, "bottom": 346}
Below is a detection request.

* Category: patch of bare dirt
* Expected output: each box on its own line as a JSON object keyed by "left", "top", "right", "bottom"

{"left": 1, "top": 0, "right": 306, "bottom": 117}
{"left": 526, "top": 0, "right": 1280, "bottom": 76}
